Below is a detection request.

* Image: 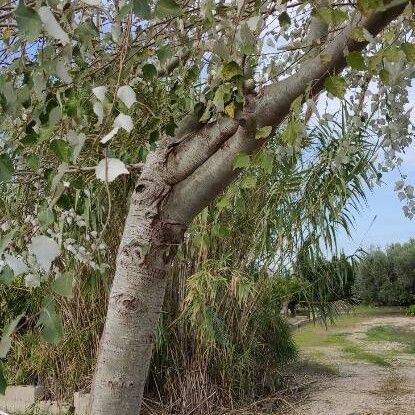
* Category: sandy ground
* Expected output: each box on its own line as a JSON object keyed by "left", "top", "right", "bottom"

{"left": 282, "top": 315, "right": 415, "bottom": 415}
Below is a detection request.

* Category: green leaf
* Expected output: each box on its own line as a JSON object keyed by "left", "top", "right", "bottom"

{"left": 76, "top": 20, "right": 99, "bottom": 46}
{"left": 0, "top": 336, "right": 11, "bottom": 359}
{"left": 290, "top": 94, "right": 303, "bottom": 113}
{"left": 156, "top": 45, "right": 172, "bottom": 64}
{"left": 324, "top": 75, "right": 346, "bottom": 98}
{"left": 142, "top": 63, "right": 157, "bottom": 80}
{"left": 281, "top": 118, "right": 303, "bottom": 145}
{"left": 38, "top": 206, "right": 55, "bottom": 226}
{"left": 357, "top": 0, "right": 383, "bottom": 15}
{"left": 351, "top": 27, "right": 373, "bottom": 43}
{"left": 0, "top": 363, "right": 6, "bottom": 395}
{"left": 402, "top": 43, "right": 415, "bottom": 63}
{"left": 37, "top": 300, "right": 64, "bottom": 345}
{"left": 255, "top": 126, "right": 272, "bottom": 140}
{"left": 346, "top": 51, "right": 366, "bottom": 70}
{"left": 220, "top": 61, "right": 243, "bottom": 81}
{"left": 0, "top": 153, "right": 14, "bottom": 182}
{"left": 238, "top": 22, "right": 257, "bottom": 55}
{"left": 0, "top": 265, "right": 14, "bottom": 285}
{"left": 383, "top": 46, "right": 400, "bottom": 62}
{"left": 316, "top": 7, "right": 347, "bottom": 25}
{"left": 15, "top": 1, "right": 42, "bottom": 41}
{"left": 53, "top": 272, "right": 74, "bottom": 298}
{"left": 241, "top": 175, "right": 257, "bottom": 189}
{"left": 216, "top": 193, "right": 232, "bottom": 211}
{"left": 0, "top": 314, "right": 24, "bottom": 358}
{"left": 133, "top": 0, "right": 152, "bottom": 19}
{"left": 0, "top": 228, "right": 17, "bottom": 255}
{"left": 233, "top": 153, "right": 251, "bottom": 170}
{"left": 278, "top": 12, "right": 291, "bottom": 28}
{"left": 213, "top": 83, "right": 232, "bottom": 112}
{"left": 257, "top": 151, "right": 274, "bottom": 175}
{"left": 155, "top": 0, "right": 182, "bottom": 17}
{"left": 379, "top": 69, "right": 390, "bottom": 85}
{"left": 50, "top": 139, "right": 72, "bottom": 162}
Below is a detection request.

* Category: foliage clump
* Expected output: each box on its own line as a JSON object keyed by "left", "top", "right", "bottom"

{"left": 353, "top": 240, "right": 415, "bottom": 306}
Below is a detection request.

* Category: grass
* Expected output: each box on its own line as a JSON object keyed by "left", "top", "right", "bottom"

{"left": 294, "top": 305, "right": 404, "bottom": 349}
{"left": 366, "top": 325, "right": 415, "bottom": 354}
{"left": 342, "top": 344, "right": 391, "bottom": 367}
{"left": 323, "top": 332, "right": 351, "bottom": 345}
{"left": 293, "top": 306, "right": 412, "bottom": 368}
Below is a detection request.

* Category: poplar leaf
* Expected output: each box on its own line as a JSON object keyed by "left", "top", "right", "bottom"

{"left": 142, "top": 63, "right": 157, "bottom": 80}
{"left": 0, "top": 154, "right": 14, "bottom": 183}
{"left": 117, "top": 85, "right": 137, "bottom": 109}
{"left": 114, "top": 113, "right": 134, "bottom": 132}
{"left": 95, "top": 158, "right": 129, "bottom": 182}
{"left": 28, "top": 235, "right": 60, "bottom": 272}
{"left": 233, "top": 153, "right": 251, "bottom": 169}
{"left": 155, "top": 0, "right": 182, "bottom": 17}
{"left": 346, "top": 51, "right": 366, "bottom": 70}
{"left": 50, "top": 139, "right": 72, "bottom": 162}
{"left": 0, "top": 314, "right": 24, "bottom": 358}
{"left": 224, "top": 103, "right": 235, "bottom": 118}
{"left": 25, "top": 274, "right": 41, "bottom": 288}
{"left": 4, "top": 254, "right": 28, "bottom": 276}
{"left": 15, "top": 2, "right": 42, "bottom": 41}
{"left": 38, "top": 6, "right": 70, "bottom": 45}
{"left": 238, "top": 22, "right": 256, "bottom": 55}
{"left": 53, "top": 272, "right": 74, "bottom": 298}
{"left": 258, "top": 151, "right": 274, "bottom": 174}
{"left": 379, "top": 69, "right": 390, "bottom": 85}
{"left": 100, "top": 127, "right": 119, "bottom": 144}
{"left": 92, "top": 86, "right": 107, "bottom": 102}
{"left": 133, "top": 0, "right": 151, "bottom": 19}
{"left": 0, "top": 337, "right": 10, "bottom": 360}
{"left": 0, "top": 266, "right": 14, "bottom": 285}
{"left": 256, "top": 126, "right": 272, "bottom": 139}
{"left": 324, "top": 75, "right": 346, "bottom": 98}
{"left": 0, "top": 228, "right": 17, "bottom": 255}
{"left": 38, "top": 206, "right": 54, "bottom": 226}
{"left": 220, "top": 61, "right": 243, "bottom": 81}
{"left": 93, "top": 102, "right": 104, "bottom": 126}
{"left": 241, "top": 175, "right": 257, "bottom": 189}
{"left": 37, "top": 300, "right": 63, "bottom": 344}
{"left": 402, "top": 43, "right": 415, "bottom": 63}
{"left": 55, "top": 60, "right": 72, "bottom": 83}
{"left": 278, "top": 12, "right": 291, "bottom": 28}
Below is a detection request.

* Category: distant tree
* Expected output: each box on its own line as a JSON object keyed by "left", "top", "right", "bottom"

{"left": 354, "top": 240, "right": 415, "bottom": 306}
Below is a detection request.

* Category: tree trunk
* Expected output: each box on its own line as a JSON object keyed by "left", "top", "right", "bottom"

{"left": 89, "top": 153, "right": 185, "bottom": 415}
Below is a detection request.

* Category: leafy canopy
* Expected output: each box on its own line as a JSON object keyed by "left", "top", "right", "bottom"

{"left": 0, "top": 0, "right": 414, "bottom": 392}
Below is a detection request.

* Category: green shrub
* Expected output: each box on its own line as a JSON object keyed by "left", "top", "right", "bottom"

{"left": 353, "top": 240, "right": 415, "bottom": 306}
{"left": 407, "top": 305, "right": 415, "bottom": 316}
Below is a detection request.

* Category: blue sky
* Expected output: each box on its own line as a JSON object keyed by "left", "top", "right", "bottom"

{"left": 335, "top": 82, "right": 415, "bottom": 254}
{"left": 337, "top": 148, "right": 415, "bottom": 254}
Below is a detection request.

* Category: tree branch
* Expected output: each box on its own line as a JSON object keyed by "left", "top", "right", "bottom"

{"left": 256, "top": 0, "right": 411, "bottom": 127}
{"left": 164, "top": 0, "right": 412, "bottom": 225}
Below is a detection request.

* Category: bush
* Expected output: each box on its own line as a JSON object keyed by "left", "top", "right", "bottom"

{"left": 407, "top": 305, "right": 415, "bottom": 316}
{"left": 353, "top": 240, "right": 415, "bottom": 306}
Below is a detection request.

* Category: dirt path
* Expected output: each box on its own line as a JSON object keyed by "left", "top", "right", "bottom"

{"left": 282, "top": 313, "right": 415, "bottom": 415}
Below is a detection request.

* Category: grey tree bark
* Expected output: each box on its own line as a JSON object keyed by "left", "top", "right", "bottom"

{"left": 89, "top": 3, "right": 412, "bottom": 414}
